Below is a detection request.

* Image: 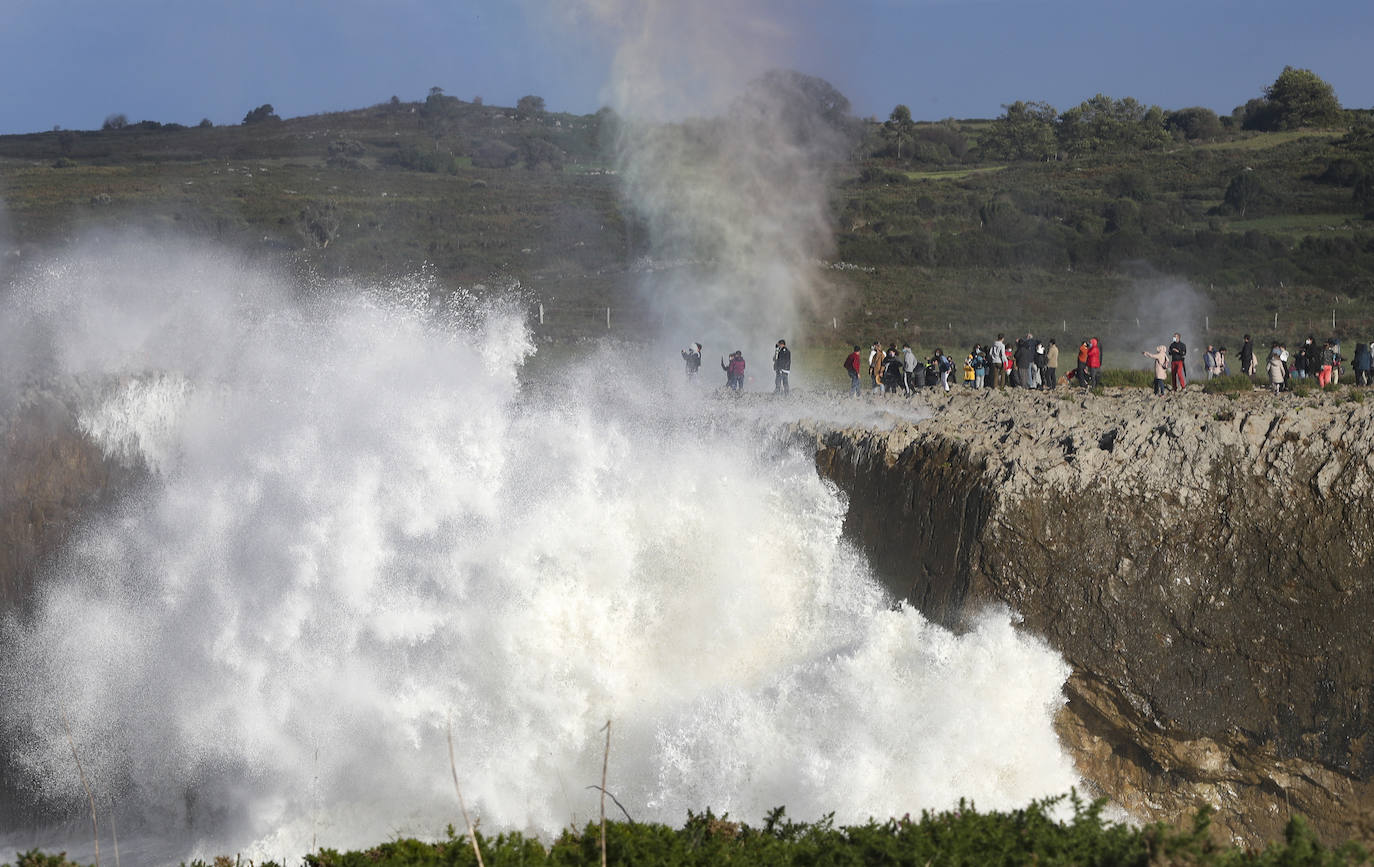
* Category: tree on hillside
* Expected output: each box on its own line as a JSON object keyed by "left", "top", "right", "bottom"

{"left": 882, "top": 104, "right": 916, "bottom": 160}
{"left": 516, "top": 95, "right": 546, "bottom": 121}
{"left": 1265, "top": 66, "right": 1342, "bottom": 129}
{"left": 1165, "top": 107, "right": 1222, "bottom": 141}
{"left": 735, "top": 70, "right": 859, "bottom": 157}
{"left": 978, "top": 101, "right": 1058, "bottom": 162}
{"left": 1224, "top": 171, "right": 1264, "bottom": 218}
{"left": 1236, "top": 68, "right": 1341, "bottom": 131}
{"left": 242, "top": 104, "right": 280, "bottom": 124}
{"left": 1057, "top": 94, "right": 1168, "bottom": 156}
{"left": 915, "top": 122, "right": 969, "bottom": 162}
{"left": 102, "top": 113, "right": 128, "bottom": 130}
{"left": 1354, "top": 175, "right": 1374, "bottom": 214}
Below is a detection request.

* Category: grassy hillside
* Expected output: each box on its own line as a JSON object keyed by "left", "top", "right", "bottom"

{"left": 3, "top": 95, "right": 1374, "bottom": 360}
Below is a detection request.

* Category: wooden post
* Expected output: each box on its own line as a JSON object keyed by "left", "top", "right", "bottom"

{"left": 539, "top": 303, "right": 544, "bottom": 325}
{"left": 606, "top": 307, "right": 610, "bottom": 330}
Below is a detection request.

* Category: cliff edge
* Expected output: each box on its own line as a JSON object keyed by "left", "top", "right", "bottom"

{"left": 795, "top": 386, "right": 1374, "bottom": 846}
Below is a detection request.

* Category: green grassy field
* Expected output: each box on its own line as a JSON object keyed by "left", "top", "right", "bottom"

{"left": 902, "top": 165, "right": 1006, "bottom": 181}
{"left": 3, "top": 100, "right": 1374, "bottom": 351}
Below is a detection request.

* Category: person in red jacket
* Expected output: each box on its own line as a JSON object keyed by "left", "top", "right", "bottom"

{"left": 1087, "top": 337, "right": 1102, "bottom": 387}
{"left": 844, "top": 345, "right": 862, "bottom": 396}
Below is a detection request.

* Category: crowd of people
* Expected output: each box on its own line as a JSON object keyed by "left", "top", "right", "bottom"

{"left": 679, "top": 331, "right": 1374, "bottom": 398}
{"left": 837, "top": 334, "right": 1102, "bottom": 396}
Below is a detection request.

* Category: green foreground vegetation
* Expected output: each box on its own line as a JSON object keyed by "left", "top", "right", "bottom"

{"left": 9, "top": 795, "right": 1371, "bottom": 867}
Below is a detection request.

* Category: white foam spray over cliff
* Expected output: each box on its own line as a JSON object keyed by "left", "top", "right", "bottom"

{"left": 0, "top": 238, "right": 1080, "bottom": 862}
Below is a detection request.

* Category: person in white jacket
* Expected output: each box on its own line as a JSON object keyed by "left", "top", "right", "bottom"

{"left": 1142, "top": 345, "right": 1169, "bottom": 396}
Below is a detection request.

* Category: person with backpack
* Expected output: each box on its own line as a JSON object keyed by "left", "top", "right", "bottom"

{"left": 971, "top": 344, "right": 987, "bottom": 389}
{"left": 882, "top": 348, "right": 905, "bottom": 393}
{"left": 1268, "top": 344, "right": 1287, "bottom": 394}
{"left": 772, "top": 339, "right": 791, "bottom": 394}
{"left": 1240, "top": 335, "right": 1256, "bottom": 377}
{"left": 901, "top": 343, "right": 919, "bottom": 394}
{"left": 1318, "top": 339, "right": 1336, "bottom": 388}
{"left": 935, "top": 348, "right": 953, "bottom": 392}
{"left": 681, "top": 342, "right": 702, "bottom": 379}
{"left": 988, "top": 335, "right": 1007, "bottom": 389}
{"left": 1354, "top": 340, "right": 1372, "bottom": 386}
{"left": 844, "top": 345, "right": 862, "bottom": 396}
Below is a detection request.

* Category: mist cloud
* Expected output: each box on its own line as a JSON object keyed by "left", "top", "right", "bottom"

{"left": 571, "top": 0, "right": 856, "bottom": 348}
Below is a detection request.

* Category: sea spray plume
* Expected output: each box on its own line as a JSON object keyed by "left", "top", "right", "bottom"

{"left": 574, "top": 1, "right": 857, "bottom": 346}
{"left": 1, "top": 239, "right": 1080, "bottom": 860}
{"left": 1111, "top": 272, "right": 1213, "bottom": 362}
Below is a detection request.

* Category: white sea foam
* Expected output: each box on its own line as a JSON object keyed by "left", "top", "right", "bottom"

{"left": 0, "top": 241, "right": 1080, "bottom": 863}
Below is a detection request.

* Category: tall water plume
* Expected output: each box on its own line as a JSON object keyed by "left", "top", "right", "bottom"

{"left": 0, "top": 236, "right": 1082, "bottom": 862}
{"left": 572, "top": 1, "right": 855, "bottom": 348}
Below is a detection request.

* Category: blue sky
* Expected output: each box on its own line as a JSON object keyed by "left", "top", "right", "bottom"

{"left": 1, "top": 0, "right": 1370, "bottom": 134}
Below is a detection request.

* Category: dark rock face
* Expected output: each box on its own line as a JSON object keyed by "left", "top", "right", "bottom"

{"left": 0, "top": 390, "right": 137, "bottom": 611}
{"left": 797, "top": 387, "right": 1374, "bottom": 846}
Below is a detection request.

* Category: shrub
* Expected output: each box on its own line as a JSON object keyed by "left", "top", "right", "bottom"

{"left": 242, "top": 103, "right": 281, "bottom": 125}
{"left": 1098, "top": 368, "right": 1153, "bottom": 387}
{"left": 91, "top": 797, "right": 1370, "bottom": 866}
{"left": 1202, "top": 374, "right": 1255, "bottom": 394}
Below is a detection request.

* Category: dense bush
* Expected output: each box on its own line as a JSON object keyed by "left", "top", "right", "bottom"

{"left": 110, "top": 795, "right": 1370, "bottom": 867}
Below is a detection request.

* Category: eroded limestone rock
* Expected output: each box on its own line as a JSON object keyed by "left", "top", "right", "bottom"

{"left": 794, "top": 386, "right": 1374, "bottom": 847}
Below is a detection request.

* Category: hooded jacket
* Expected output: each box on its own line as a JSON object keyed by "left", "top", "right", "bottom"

{"left": 1268, "top": 353, "right": 1287, "bottom": 385}
{"left": 1143, "top": 346, "right": 1169, "bottom": 379}
{"left": 1087, "top": 339, "right": 1101, "bottom": 368}
{"left": 902, "top": 347, "right": 918, "bottom": 373}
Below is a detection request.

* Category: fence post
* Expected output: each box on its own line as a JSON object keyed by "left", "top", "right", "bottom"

{"left": 539, "top": 303, "right": 544, "bottom": 325}
{"left": 606, "top": 307, "right": 611, "bottom": 330}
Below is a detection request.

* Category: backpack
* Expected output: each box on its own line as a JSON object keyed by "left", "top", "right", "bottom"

{"left": 938, "top": 355, "right": 951, "bottom": 373}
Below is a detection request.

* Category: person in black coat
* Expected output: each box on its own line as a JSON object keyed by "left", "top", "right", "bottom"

{"left": 772, "top": 339, "right": 791, "bottom": 394}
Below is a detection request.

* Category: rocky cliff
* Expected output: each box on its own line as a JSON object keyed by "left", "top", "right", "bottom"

{"left": 0, "top": 386, "right": 138, "bottom": 612}
{"left": 793, "top": 386, "right": 1374, "bottom": 847}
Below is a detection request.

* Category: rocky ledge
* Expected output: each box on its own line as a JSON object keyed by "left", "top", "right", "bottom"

{"left": 791, "top": 385, "right": 1374, "bottom": 847}
{"left": 0, "top": 386, "right": 139, "bottom": 611}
